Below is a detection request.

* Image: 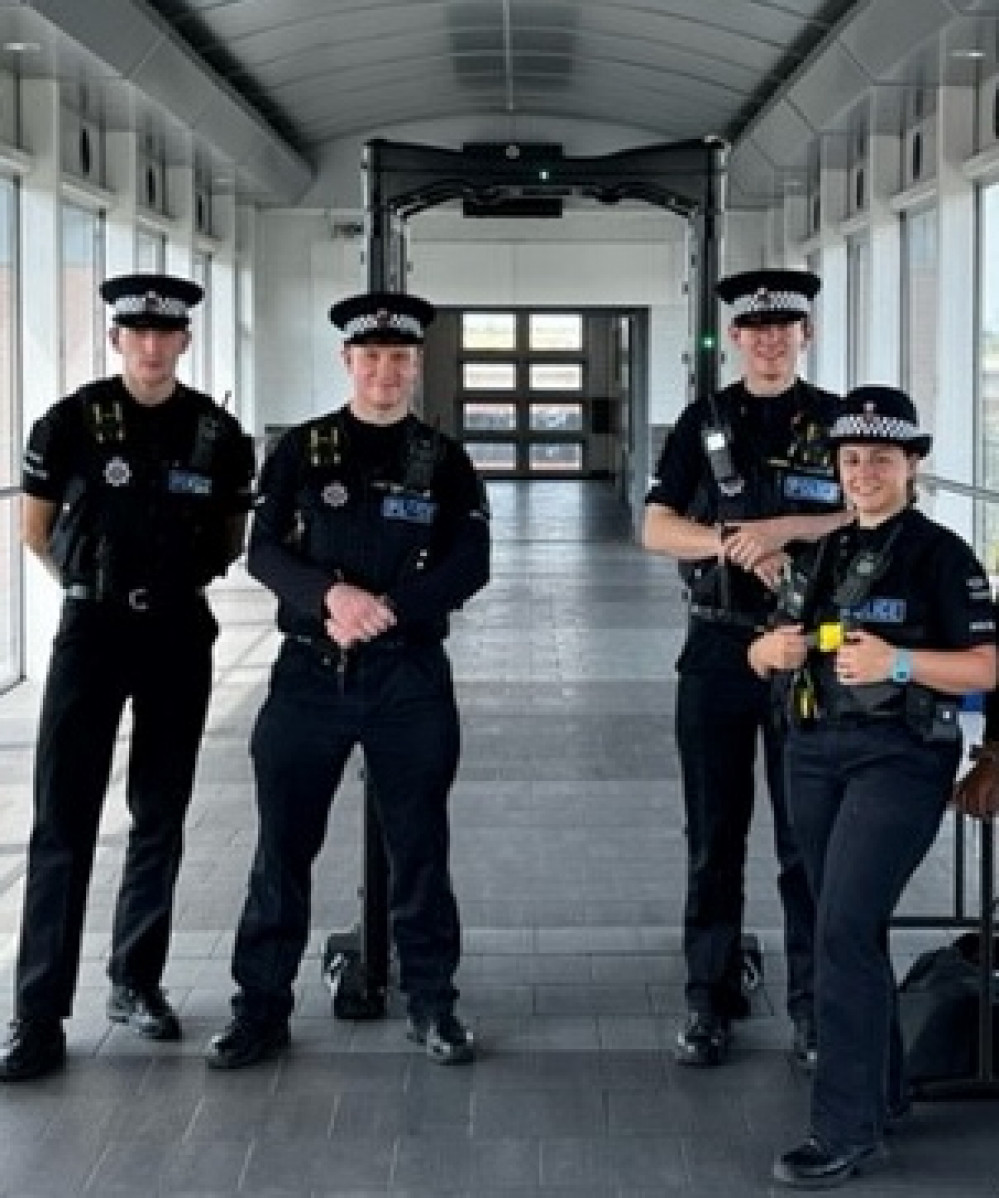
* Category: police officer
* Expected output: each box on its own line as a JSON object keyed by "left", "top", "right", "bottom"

{"left": 749, "top": 386, "right": 996, "bottom": 1188}
{"left": 206, "top": 291, "right": 490, "bottom": 1070}
{"left": 0, "top": 273, "right": 256, "bottom": 1081}
{"left": 643, "top": 269, "right": 850, "bottom": 1068}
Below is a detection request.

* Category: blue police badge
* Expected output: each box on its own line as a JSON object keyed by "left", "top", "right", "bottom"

{"left": 167, "top": 468, "right": 213, "bottom": 496}
{"left": 322, "top": 481, "right": 349, "bottom": 507}
{"left": 382, "top": 495, "right": 437, "bottom": 525}
{"left": 104, "top": 456, "right": 131, "bottom": 487}
{"left": 783, "top": 474, "right": 841, "bottom": 505}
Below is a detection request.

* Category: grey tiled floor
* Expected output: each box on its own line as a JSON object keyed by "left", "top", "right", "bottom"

{"left": 0, "top": 479, "right": 996, "bottom": 1196}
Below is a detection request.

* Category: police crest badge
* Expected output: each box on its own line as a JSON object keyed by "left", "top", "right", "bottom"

{"left": 322, "top": 481, "right": 349, "bottom": 507}
{"left": 103, "top": 456, "right": 131, "bottom": 487}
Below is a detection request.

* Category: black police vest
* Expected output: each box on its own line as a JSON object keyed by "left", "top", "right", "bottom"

{"left": 293, "top": 411, "right": 447, "bottom": 638}
{"left": 50, "top": 381, "right": 236, "bottom": 594}
{"left": 681, "top": 380, "right": 841, "bottom": 616}
{"left": 784, "top": 512, "right": 951, "bottom": 724}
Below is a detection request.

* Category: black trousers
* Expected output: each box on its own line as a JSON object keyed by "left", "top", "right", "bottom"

{"left": 15, "top": 596, "right": 216, "bottom": 1019}
{"left": 231, "top": 637, "right": 462, "bottom": 1025}
{"left": 785, "top": 721, "right": 958, "bottom": 1149}
{"left": 676, "top": 667, "right": 816, "bottom": 1019}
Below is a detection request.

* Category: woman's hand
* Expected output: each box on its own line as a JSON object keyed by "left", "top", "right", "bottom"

{"left": 833, "top": 630, "right": 894, "bottom": 685}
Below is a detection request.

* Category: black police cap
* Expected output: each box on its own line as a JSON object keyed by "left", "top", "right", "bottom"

{"left": 100, "top": 273, "right": 204, "bottom": 330}
{"left": 827, "top": 385, "right": 932, "bottom": 458}
{"left": 715, "top": 268, "right": 820, "bottom": 327}
{"left": 329, "top": 291, "right": 435, "bottom": 345}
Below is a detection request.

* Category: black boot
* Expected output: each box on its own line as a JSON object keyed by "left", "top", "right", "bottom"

{"left": 406, "top": 1011, "right": 475, "bottom": 1065}
{"left": 205, "top": 1016, "right": 290, "bottom": 1070}
{"left": 773, "top": 1135, "right": 888, "bottom": 1188}
{"left": 0, "top": 1019, "right": 66, "bottom": 1082}
{"left": 675, "top": 1011, "right": 731, "bottom": 1066}
{"left": 108, "top": 985, "right": 181, "bottom": 1041}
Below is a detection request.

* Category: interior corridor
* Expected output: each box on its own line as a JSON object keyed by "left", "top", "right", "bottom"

{"left": 0, "top": 479, "right": 993, "bottom": 1196}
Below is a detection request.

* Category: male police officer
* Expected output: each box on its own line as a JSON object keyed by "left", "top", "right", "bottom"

{"left": 0, "top": 273, "right": 255, "bottom": 1081}
{"left": 643, "top": 269, "right": 850, "bottom": 1068}
{"left": 206, "top": 291, "right": 490, "bottom": 1070}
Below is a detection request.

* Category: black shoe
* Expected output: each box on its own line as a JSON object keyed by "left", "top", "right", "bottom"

{"left": 675, "top": 1011, "right": 731, "bottom": 1067}
{"left": 406, "top": 1012, "right": 475, "bottom": 1065}
{"left": 792, "top": 1015, "right": 818, "bottom": 1071}
{"left": 107, "top": 985, "right": 181, "bottom": 1041}
{"left": 205, "top": 1017, "right": 290, "bottom": 1070}
{"left": 0, "top": 1019, "right": 66, "bottom": 1082}
{"left": 773, "top": 1135, "right": 888, "bottom": 1189}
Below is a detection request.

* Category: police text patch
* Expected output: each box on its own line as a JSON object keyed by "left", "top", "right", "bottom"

{"left": 382, "top": 495, "right": 437, "bottom": 525}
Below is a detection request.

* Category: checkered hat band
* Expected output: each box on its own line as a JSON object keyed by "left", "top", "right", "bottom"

{"left": 829, "top": 414, "right": 920, "bottom": 443}
{"left": 113, "top": 294, "right": 188, "bottom": 318}
{"left": 730, "top": 291, "right": 810, "bottom": 319}
{"left": 343, "top": 312, "right": 422, "bottom": 339}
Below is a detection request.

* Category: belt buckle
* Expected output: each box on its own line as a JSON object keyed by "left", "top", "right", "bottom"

{"left": 127, "top": 587, "right": 150, "bottom": 612}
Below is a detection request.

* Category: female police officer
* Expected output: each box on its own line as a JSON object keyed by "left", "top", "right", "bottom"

{"left": 748, "top": 385, "right": 996, "bottom": 1187}
{"left": 206, "top": 291, "right": 490, "bottom": 1070}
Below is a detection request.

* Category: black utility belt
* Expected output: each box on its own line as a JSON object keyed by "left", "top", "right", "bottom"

{"left": 290, "top": 631, "right": 431, "bottom": 659}
{"left": 803, "top": 686, "right": 960, "bottom": 745}
{"left": 687, "top": 601, "right": 763, "bottom": 631}
{"left": 65, "top": 583, "right": 205, "bottom": 612}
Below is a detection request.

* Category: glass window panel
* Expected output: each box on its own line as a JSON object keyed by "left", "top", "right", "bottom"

{"left": 61, "top": 203, "right": 103, "bottom": 394}
{"left": 189, "top": 251, "right": 211, "bottom": 392}
{"left": 805, "top": 251, "right": 820, "bottom": 382}
{"left": 529, "top": 362, "right": 582, "bottom": 391}
{"left": 462, "top": 361, "right": 516, "bottom": 390}
{"left": 463, "top": 402, "right": 517, "bottom": 431}
{"left": 529, "top": 443, "right": 583, "bottom": 472}
{"left": 847, "top": 234, "right": 871, "bottom": 388}
{"left": 529, "top": 313, "right": 582, "bottom": 351}
{"left": 0, "top": 177, "right": 14, "bottom": 490}
{"left": 901, "top": 207, "right": 938, "bottom": 457}
{"left": 529, "top": 403, "right": 583, "bottom": 431}
{"left": 0, "top": 496, "right": 18, "bottom": 689}
{"left": 135, "top": 227, "right": 164, "bottom": 272}
{"left": 465, "top": 441, "right": 517, "bottom": 471}
{"left": 979, "top": 182, "right": 999, "bottom": 572}
{"left": 462, "top": 312, "right": 515, "bottom": 351}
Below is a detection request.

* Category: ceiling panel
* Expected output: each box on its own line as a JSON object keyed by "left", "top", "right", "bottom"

{"left": 7, "top": 1, "right": 990, "bottom": 207}
{"left": 137, "top": 0, "right": 865, "bottom": 152}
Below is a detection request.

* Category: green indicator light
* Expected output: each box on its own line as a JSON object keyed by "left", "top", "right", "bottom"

{"left": 700, "top": 333, "right": 717, "bottom": 350}
{"left": 538, "top": 168, "right": 550, "bottom": 181}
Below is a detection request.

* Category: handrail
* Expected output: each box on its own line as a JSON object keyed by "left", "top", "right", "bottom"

{"left": 919, "top": 472, "right": 999, "bottom": 505}
{"left": 0, "top": 484, "right": 21, "bottom": 500}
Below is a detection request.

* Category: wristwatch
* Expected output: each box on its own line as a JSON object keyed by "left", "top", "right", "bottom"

{"left": 890, "top": 648, "right": 913, "bottom": 685}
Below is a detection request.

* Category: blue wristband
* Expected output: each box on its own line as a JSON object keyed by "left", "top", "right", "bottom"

{"left": 891, "top": 648, "right": 913, "bottom": 685}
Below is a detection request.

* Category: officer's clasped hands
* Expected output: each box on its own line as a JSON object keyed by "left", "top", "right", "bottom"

{"left": 719, "top": 518, "right": 788, "bottom": 572}
{"left": 324, "top": 581, "right": 396, "bottom": 648}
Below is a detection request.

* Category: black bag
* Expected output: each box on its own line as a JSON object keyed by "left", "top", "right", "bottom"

{"left": 899, "top": 932, "right": 999, "bottom": 1084}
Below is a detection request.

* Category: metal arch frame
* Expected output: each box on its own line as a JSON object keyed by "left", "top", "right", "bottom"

{"left": 363, "top": 136, "right": 728, "bottom": 400}
{"left": 324, "top": 135, "right": 728, "bottom": 1021}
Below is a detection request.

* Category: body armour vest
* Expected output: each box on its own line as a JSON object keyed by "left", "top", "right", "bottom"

{"left": 681, "top": 380, "right": 841, "bottom": 618}
{"left": 49, "top": 380, "right": 240, "bottom": 595}
{"left": 286, "top": 410, "right": 447, "bottom": 641}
